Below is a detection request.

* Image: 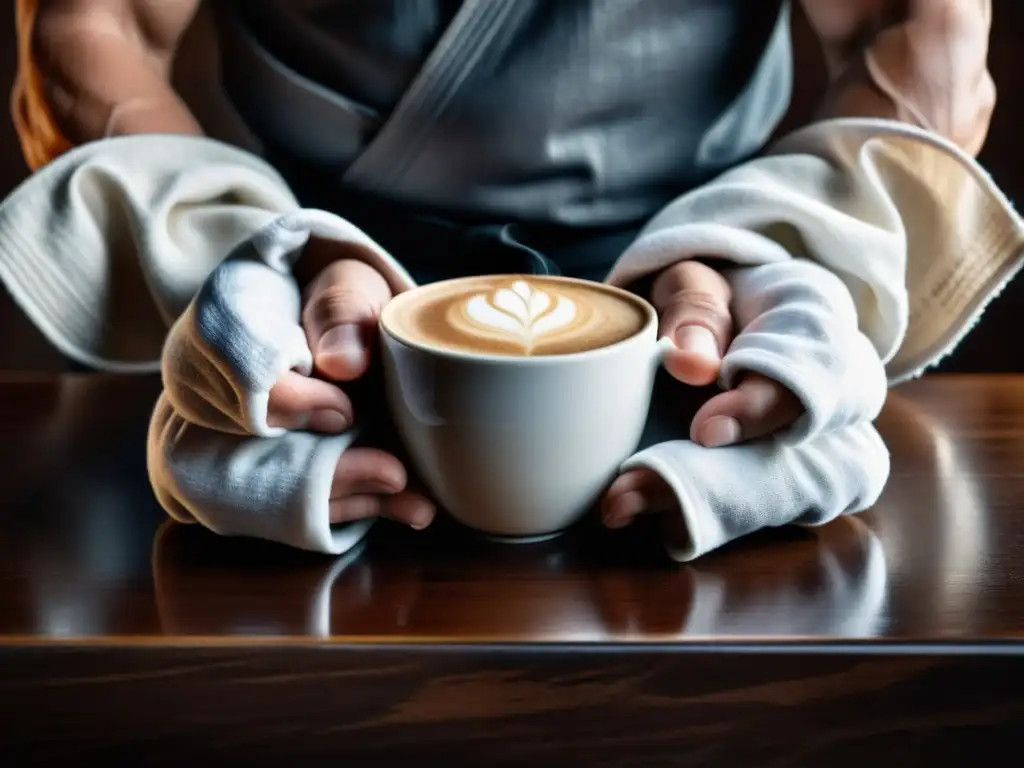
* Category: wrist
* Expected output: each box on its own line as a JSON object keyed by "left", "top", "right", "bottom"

{"left": 104, "top": 97, "right": 203, "bottom": 138}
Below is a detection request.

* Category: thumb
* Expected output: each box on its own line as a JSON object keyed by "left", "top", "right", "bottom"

{"left": 302, "top": 258, "right": 393, "bottom": 381}
{"left": 651, "top": 260, "right": 733, "bottom": 387}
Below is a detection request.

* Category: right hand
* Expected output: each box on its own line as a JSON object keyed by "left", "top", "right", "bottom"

{"left": 267, "top": 258, "right": 435, "bottom": 530}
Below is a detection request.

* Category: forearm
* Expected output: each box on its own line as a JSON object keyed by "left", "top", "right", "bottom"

{"left": 14, "top": 0, "right": 201, "bottom": 168}
{"left": 805, "top": 0, "right": 995, "bottom": 155}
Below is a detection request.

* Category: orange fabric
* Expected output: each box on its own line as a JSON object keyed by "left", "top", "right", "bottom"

{"left": 11, "top": 0, "right": 73, "bottom": 170}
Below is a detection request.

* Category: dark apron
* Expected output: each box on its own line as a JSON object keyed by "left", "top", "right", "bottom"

{"left": 216, "top": 0, "right": 793, "bottom": 228}
{"left": 273, "top": 150, "right": 644, "bottom": 286}
{"left": 211, "top": 0, "right": 793, "bottom": 285}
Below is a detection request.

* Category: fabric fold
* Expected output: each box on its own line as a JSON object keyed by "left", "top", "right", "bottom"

{"left": 718, "top": 260, "right": 888, "bottom": 444}
{"left": 148, "top": 392, "right": 374, "bottom": 555}
{"left": 607, "top": 117, "right": 1024, "bottom": 384}
{"left": 624, "top": 421, "right": 890, "bottom": 562}
{"left": 163, "top": 210, "right": 414, "bottom": 437}
{"left": 0, "top": 135, "right": 297, "bottom": 370}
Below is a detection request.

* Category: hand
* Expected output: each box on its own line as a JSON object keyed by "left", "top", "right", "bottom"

{"left": 600, "top": 468, "right": 678, "bottom": 531}
{"left": 651, "top": 261, "right": 802, "bottom": 447}
{"left": 267, "top": 256, "right": 435, "bottom": 530}
{"left": 604, "top": 256, "right": 887, "bottom": 534}
{"left": 601, "top": 260, "right": 805, "bottom": 532}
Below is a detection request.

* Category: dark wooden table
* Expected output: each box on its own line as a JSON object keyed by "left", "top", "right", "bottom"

{"left": 1, "top": 374, "right": 1023, "bottom": 764}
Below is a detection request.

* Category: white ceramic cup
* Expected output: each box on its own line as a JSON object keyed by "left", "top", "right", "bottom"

{"left": 379, "top": 275, "right": 672, "bottom": 542}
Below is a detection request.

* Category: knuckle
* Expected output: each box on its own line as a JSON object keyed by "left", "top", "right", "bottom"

{"left": 654, "top": 260, "right": 732, "bottom": 300}
{"left": 661, "top": 289, "right": 733, "bottom": 338}
{"left": 305, "top": 284, "right": 373, "bottom": 328}
{"left": 670, "top": 259, "right": 720, "bottom": 281}
{"left": 673, "top": 288, "right": 730, "bottom": 316}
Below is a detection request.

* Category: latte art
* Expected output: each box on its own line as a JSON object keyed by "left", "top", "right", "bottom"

{"left": 462, "top": 281, "right": 577, "bottom": 352}
{"left": 382, "top": 275, "right": 651, "bottom": 357}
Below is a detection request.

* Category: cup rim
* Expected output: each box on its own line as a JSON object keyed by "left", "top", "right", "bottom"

{"left": 379, "top": 273, "right": 659, "bottom": 364}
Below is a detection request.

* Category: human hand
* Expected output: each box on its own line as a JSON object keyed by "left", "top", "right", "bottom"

{"left": 267, "top": 256, "right": 435, "bottom": 530}
{"left": 650, "top": 260, "right": 803, "bottom": 448}
{"left": 602, "top": 258, "right": 888, "bottom": 533}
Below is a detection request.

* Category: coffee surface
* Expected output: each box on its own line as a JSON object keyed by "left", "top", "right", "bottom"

{"left": 383, "top": 275, "right": 650, "bottom": 356}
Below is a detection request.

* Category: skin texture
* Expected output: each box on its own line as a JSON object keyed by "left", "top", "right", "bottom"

{"left": 15, "top": 0, "right": 996, "bottom": 532}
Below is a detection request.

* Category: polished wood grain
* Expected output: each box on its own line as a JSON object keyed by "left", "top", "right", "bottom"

{"left": 4, "top": 647, "right": 1024, "bottom": 766}
{"left": 2, "top": 373, "right": 1024, "bottom": 644}
{"left": 2, "top": 374, "right": 1024, "bottom": 763}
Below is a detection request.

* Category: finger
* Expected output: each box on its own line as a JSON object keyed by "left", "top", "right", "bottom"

{"left": 331, "top": 447, "right": 408, "bottom": 498}
{"left": 302, "top": 259, "right": 393, "bottom": 382}
{"left": 380, "top": 492, "right": 436, "bottom": 530}
{"left": 652, "top": 261, "right": 733, "bottom": 387}
{"left": 601, "top": 469, "right": 678, "bottom": 529}
{"left": 329, "top": 495, "right": 381, "bottom": 524}
{"left": 690, "top": 373, "right": 804, "bottom": 448}
{"left": 267, "top": 371, "right": 353, "bottom": 433}
{"left": 329, "top": 491, "right": 436, "bottom": 530}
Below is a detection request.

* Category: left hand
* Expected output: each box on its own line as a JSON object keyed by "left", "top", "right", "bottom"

{"left": 601, "top": 260, "right": 803, "bottom": 530}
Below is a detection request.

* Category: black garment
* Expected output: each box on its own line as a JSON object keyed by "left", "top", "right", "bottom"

{"left": 278, "top": 153, "right": 644, "bottom": 286}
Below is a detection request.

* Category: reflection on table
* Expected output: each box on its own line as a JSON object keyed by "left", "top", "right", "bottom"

{"left": 2, "top": 374, "right": 1023, "bottom": 644}
{"left": 152, "top": 515, "right": 887, "bottom": 641}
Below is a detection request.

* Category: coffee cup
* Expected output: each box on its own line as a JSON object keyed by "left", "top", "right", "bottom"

{"left": 379, "top": 274, "right": 672, "bottom": 542}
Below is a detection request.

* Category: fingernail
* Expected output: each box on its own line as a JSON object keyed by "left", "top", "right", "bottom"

{"left": 674, "top": 326, "right": 720, "bottom": 361}
{"left": 318, "top": 325, "right": 364, "bottom": 361}
{"left": 409, "top": 505, "right": 435, "bottom": 530}
{"left": 308, "top": 409, "right": 350, "bottom": 433}
{"left": 699, "top": 416, "right": 742, "bottom": 448}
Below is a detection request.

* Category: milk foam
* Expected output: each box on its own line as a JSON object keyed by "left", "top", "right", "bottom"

{"left": 464, "top": 280, "right": 576, "bottom": 352}
{"left": 384, "top": 275, "right": 649, "bottom": 357}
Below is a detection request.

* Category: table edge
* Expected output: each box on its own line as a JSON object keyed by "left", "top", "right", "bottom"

{"left": 1, "top": 637, "right": 1023, "bottom": 655}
